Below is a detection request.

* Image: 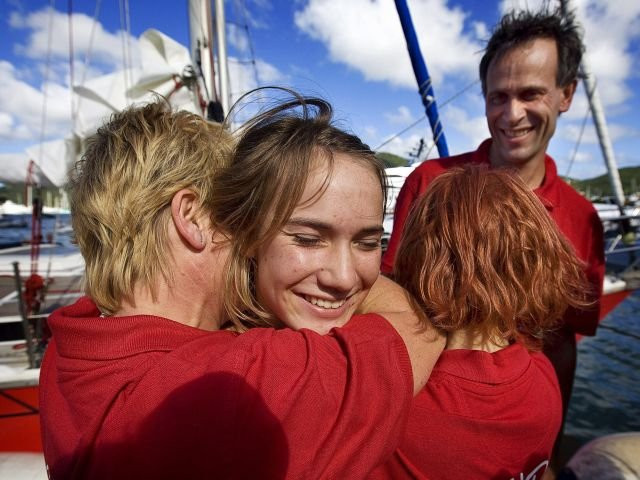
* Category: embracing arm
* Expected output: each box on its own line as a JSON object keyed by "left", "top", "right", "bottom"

{"left": 358, "top": 275, "right": 445, "bottom": 394}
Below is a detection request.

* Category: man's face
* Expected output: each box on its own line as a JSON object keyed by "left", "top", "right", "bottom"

{"left": 485, "top": 38, "right": 576, "bottom": 169}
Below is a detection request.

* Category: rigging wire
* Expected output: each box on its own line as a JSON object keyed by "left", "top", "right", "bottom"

{"left": 565, "top": 77, "right": 596, "bottom": 179}
{"left": 118, "top": 0, "right": 130, "bottom": 105}
{"left": 237, "top": 0, "right": 260, "bottom": 88}
{"left": 67, "top": 0, "right": 75, "bottom": 134}
{"left": 74, "top": 0, "right": 103, "bottom": 119}
{"left": 37, "top": 0, "right": 56, "bottom": 175}
{"left": 124, "top": 0, "right": 134, "bottom": 89}
{"left": 374, "top": 79, "right": 479, "bottom": 152}
{"left": 565, "top": 103, "right": 591, "bottom": 179}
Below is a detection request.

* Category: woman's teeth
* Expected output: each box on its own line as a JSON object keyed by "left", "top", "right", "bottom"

{"left": 304, "top": 295, "right": 346, "bottom": 309}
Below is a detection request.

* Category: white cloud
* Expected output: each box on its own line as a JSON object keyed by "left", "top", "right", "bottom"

{"left": 0, "top": 112, "right": 30, "bottom": 140}
{"left": 294, "top": 0, "right": 483, "bottom": 89}
{"left": 499, "top": 0, "right": 640, "bottom": 110}
{"left": 228, "top": 23, "right": 250, "bottom": 53}
{"left": 385, "top": 106, "right": 414, "bottom": 125}
{"left": 472, "top": 21, "right": 489, "bottom": 40}
{"left": 229, "top": 56, "right": 284, "bottom": 91}
{"left": 256, "top": 59, "right": 284, "bottom": 83}
{"left": 229, "top": 57, "right": 286, "bottom": 119}
{"left": 571, "top": 151, "right": 594, "bottom": 164}
{"left": 363, "top": 125, "right": 378, "bottom": 139}
{"left": 560, "top": 121, "right": 639, "bottom": 144}
{"left": 10, "top": 8, "right": 140, "bottom": 71}
{"left": 0, "top": 6, "right": 147, "bottom": 145}
{"left": 0, "top": 61, "right": 73, "bottom": 142}
{"left": 441, "top": 104, "right": 489, "bottom": 152}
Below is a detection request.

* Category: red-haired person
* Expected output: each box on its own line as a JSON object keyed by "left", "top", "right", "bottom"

{"left": 371, "top": 165, "right": 592, "bottom": 479}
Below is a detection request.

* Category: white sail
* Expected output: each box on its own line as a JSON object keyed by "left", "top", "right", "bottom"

{"left": 25, "top": 138, "right": 77, "bottom": 188}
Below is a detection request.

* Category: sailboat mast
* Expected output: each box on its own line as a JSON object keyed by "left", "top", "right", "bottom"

{"left": 214, "top": 0, "right": 230, "bottom": 117}
{"left": 188, "top": 0, "right": 217, "bottom": 111}
{"left": 560, "top": 0, "right": 626, "bottom": 208}
{"left": 394, "top": 0, "right": 449, "bottom": 158}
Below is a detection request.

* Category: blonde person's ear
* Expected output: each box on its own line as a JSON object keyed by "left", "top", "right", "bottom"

{"left": 171, "top": 189, "right": 207, "bottom": 250}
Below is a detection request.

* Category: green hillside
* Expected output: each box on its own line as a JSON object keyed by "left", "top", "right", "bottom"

{"left": 566, "top": 166, "right": 640, "bottom": 198}
{"left": 376, "top": 152, "right": 409, "bottom": 168}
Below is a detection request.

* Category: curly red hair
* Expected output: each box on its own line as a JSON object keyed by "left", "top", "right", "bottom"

{"left": 394, "top": 164, "right": 591, "bottom": 350}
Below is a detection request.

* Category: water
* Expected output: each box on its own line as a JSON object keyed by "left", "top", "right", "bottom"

{"left": 0, "top": 214, "right": 73, "bottom": 249}
{"left": 566, "top": 289, "right": 640, "bottom": 441}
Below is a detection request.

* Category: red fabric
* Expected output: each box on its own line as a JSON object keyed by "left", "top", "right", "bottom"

{"left": 369, "top": 344, "right": 562, "bottom": 479}
{"left": 40, "top": 297, "right": 413, "bottom": 480}
{"left": 381, "top": 139, "right": 605, "bottom": 335}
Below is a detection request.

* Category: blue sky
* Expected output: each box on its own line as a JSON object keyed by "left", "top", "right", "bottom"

{"left": 1, "top": 0, "right": 639, "bottom": 181}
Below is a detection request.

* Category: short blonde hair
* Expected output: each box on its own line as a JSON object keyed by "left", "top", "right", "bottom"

{"left": 69, "top": 100, "right": 233, "bottom": 314}
{"left": 395, "top": 165, "right": 591, "bottom": 350}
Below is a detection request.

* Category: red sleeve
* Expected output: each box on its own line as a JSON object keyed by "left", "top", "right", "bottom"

{"left": 381, "top": 173, "right": 421, "bottom": 274}
{"left": 87, "top": 315, "right": 414, "bottom": 480}
{"left": 563, "top": 209, "right": 605, "bottom": 335}
{"left": 236, "top": 313, "right": 414, "bottom": 478}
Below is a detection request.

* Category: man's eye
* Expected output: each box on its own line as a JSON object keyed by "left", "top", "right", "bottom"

{"left": 488, "top": 94, "right": 505, "bottom": 105}
{"left": 521, "top": 90, "right": 541, "bottom": 101}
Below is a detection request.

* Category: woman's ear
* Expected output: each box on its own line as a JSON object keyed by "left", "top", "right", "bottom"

{"left": 171, "top": 189, "right": 207, "bottom": 250}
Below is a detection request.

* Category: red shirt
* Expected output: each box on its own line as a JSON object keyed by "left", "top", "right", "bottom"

{"left": 40, "top": 297, "right": 413, "bottom": 480}
{"left": 369, "top": 344, "right": 562, "bottom": 479}
{"left": 381, "top": 140, "right": 604, "bottom": 335}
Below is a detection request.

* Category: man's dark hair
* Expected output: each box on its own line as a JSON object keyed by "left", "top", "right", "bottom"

{"left": 479, "top": 9, "right": 584, "bottom": 95}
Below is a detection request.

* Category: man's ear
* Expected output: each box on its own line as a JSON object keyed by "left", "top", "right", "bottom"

{"left": 559, "top": 80, "right": 577, "bottom": 113}
{"left": 171, "top": 189, "right": 206, "bottom": 250}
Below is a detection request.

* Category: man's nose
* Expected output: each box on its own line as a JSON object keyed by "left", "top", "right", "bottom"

{"left": 503, "top": 97, "right": 526, "bottom": 124}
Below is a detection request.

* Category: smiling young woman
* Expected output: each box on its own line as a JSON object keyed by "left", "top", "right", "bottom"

{"left": 254, "top": 153, "right": 384, "bottom": 334}
{"left": 212, "top": 90, "right": 389, "bottom": 334}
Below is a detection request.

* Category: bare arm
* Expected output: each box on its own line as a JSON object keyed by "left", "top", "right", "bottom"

{"left": 359, "top": 275, "right": 445, "bottom": 395}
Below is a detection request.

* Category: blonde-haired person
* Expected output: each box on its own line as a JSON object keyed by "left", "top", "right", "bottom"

{"left": 370, "top": 164, "right": 591, "bottom": 479}
{"left": 69, "top": 102, "right": 232, "bottom": 315}
{"left": 39, "top": 100, "right": 444, "bottom": 480}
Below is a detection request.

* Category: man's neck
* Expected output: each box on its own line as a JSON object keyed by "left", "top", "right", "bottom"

{"left": 116, "top": 279, "right": 222, "bottom": 331}
{"left": 489, "top": 148, "right": 546, "bottom": 190}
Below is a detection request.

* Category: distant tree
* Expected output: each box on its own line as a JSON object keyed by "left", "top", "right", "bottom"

{"left": 567, "top": 166, "right": 640, "bottom": 199}
{"left": 376, "top": 152, "right": 410, "bottom": 168}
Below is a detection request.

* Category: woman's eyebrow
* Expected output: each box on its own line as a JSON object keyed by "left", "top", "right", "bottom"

{"left": 358, "top": 226, "right": 385, "bottom": 236}
{"left": 286, "top": 218, "right": 332, "bottom": 231}
{"left": 287, "top": 217, "right": 384, "bottom": 235}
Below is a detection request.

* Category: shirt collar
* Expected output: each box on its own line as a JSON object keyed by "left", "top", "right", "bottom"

{"left": 477, "top": 139, "right": 559, "bottom": 210}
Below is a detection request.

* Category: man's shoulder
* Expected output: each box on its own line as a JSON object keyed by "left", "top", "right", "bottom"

{"left": 408, "top": 150, "right": 480, "bottom": 184}
{"left": 554, "top": 176, "right": 598, "bottom": 214}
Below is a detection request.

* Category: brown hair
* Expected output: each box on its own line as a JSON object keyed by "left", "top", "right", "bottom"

{"left": 213, "top": 90, "right": 387, "bottom": 330}
{"left": 69, "top": 100, "right": 233, "bottom": 314}
{"left": 395, "top": 165, "right": 591, "bottom": 350}
{"left": 479, "top": 8, "right": 584, "bottom": 96}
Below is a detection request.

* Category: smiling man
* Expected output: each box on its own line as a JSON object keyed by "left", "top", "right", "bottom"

{"left": 382, "top": 9, "right": 605, "bottom": 476}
